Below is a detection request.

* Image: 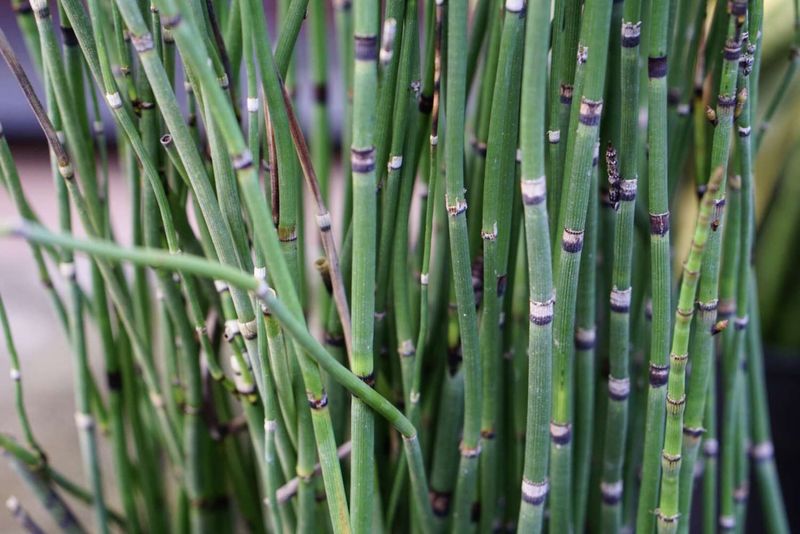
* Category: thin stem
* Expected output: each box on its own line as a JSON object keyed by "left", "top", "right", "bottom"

{"left": 350, "top": 0, "right": 380, "bottom": 527}
{"left": 516, "top": 0, "right": 552, "bottom": 528}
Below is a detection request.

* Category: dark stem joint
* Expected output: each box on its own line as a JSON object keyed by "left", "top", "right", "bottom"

{"left": 106, "top": 371, "right": 123, "bottom": 391}
{"left": 578, "top": 98, "right": 603, "bottom": 126}
{"left": 750, "top": 441, "right": 774, "bottom": 462}
{"left": 649, "top": 363, "right": 669, "bottom": 387}
{"left": 576, "top": 45, "right": 588, "bottom": 64}
{"left": 351, "top": 146, "right": 376, "bottom": 173}
{"left": 191, "top": 495, "right": 229, "bottom": 510}
{"left": 429, "top": 490, "right": 451, "bottom": 517}
{"left": 729, "top": 0, "right": 747, "bottom": 16}
{"left": 60, "top": 26, "right": 78, "bottom": 47}
{"left": 666, "top": 393, "right": 686, "bottom": 414}
{"left": 722, "top": 41, "right": 742, "bottom": 61}
{"left": 550, "top": 423, "right": 572, "bottom": 446}
{"left": 447, "top": 344, "right": 463, "bottom": 375}
{"left": 33, "top": 4, "right": 49, "bottom": 18}
{"left": 621, "top": 21, "right": 642, "bottom": 47}
{"left": 161, "top": 14, "right": 182, "bottom": 30}
{"left": 324, "top": 332, "right": 345, "bottom": 347}
{"left": 683, "top": 426, "right": 705, "bottom": 438}
{"left": 610, "top": 298, "right": 630, "bottom": 314}
{"left": 600, "top": 482, "right": 623, "bottom": 505}
{"left": 354, "top": 34, "right": 379, "bottom": 61}
{"left": 718, "top": 94, "right": 737, "bottom": 109}
{"left": 521, "top": 479, "right": 548, "bottom": 505}
{"left": 313, "top": 83, "right": 327, "bottom": 104}
{"left": 561, "top": 228, "right": 584, "bottom": 253}
{"left": 667, "top": 88, "right": 680, "bottom": 106}
{"left": 619, "top": 180, "right": 637, "bottom": 201}
{"left": 521, "top": 177, "right": 546, "bottom": 205}
{"left": 471, "top": 138, "right": 488, "bottom": 156}
{"left": 648, "top": 55, "right": 668, "bottom": 78}
{"left": 358, "top": 372, "right": 376, "bottom": 387}
{"left": 418, "top": 93, "right": 433, "bottom": 113}
{"left": 718, "top": 298, "right": 735, "bottom": 317}
{"left": 308, "top": 392, "right": 329, "bottom": 410}
{"left": 649, "top": 212, "right": 670, "bottom": 236}
{"left": 733, "top": 484, "right": 749, "bottom": 503}
{"left": 696, "top": 299, "right": 719, "bottom": 313}
{"left": 232, "top": 151, "right": 254, "bottom": 170}
{"left": 130, "top": 32, "right": 155, "bottom": 53}
{"left": 662, "top": 451, "right": 681, "bottom": 468}
{"left": 575, "top": 328, "right": 596, "bottom": 351}
{"left": 658, "top": 512, "right": 679, "bottom": 525}
{"left": 560, "top": 84, "right": 573, "bottom": 105}
{"left": 497, "top": 274, "right": 508, "bottom": 298}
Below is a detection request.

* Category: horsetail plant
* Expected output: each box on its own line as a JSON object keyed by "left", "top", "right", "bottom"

{"left": 0, "top": 0, "right": 796, "bottom": 532}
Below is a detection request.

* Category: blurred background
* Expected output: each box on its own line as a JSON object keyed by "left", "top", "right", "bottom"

{"left": 1, "top": 0, "right": 798, "bottom": 531}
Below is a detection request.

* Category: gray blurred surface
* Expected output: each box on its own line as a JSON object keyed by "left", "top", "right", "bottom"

{"left": 0, "top": 148, "right": 130, "bottom": 533}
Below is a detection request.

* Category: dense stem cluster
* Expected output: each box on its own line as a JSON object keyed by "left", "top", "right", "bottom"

{"left": 0, "top": 0, "right": 796, "bottom": 532}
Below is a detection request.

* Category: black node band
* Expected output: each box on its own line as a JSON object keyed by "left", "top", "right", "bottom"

{"left": 649, "top": 364, "right": 669, "bottom": 386}
{"left": 354, "top": 34, "right": 378, "bottom": 61}
{"left": 648, "top": 55, "right": 668, "bottom": 78}
{"left": 650, "top": 212, "right": 670, "bottom": 236}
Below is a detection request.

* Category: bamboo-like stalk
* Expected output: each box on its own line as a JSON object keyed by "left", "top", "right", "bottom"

{"left": 548, "top": 0, "right": 613, "bottom": 528}
{"left": 546, "top": 0, "right": 583, "bottom": 229}
{"left": 0, "top": 295, "right": 42, "bottom": 461}
{"left": 465, "top": 0, "right": 501, "bottom": 257}
{"left": 478, "top": 1, "right": 525, "bottom": 526}
{"left": 719, "top": 25, "right": 756, "bottom": 533}
{"left": 334, "top": 0, "right": 355, "bottom": 233}
{"left": 671, "top": 6, "right": 747, "bottom": 532}
{"left": 0, "top": 0, "right": 793, "bottom": 529}
{"left": 369, "top": 0, "right": 406, "bottom": 371}
{"left": 155, "top": 4, "right": 355, "bottom": 532}
{"left": 515, "top": 0, "right": 552, "bottom": 528}
{"left": 25, "top": 1, "right": 188, "bottom": 471}
{"left": 443, "top": 0, "right": 484, "bottom": 527}
{"left": 745, "top": 277, "right": 790, "bottom": 534}
{"left": 573, "top": 146, "right": 599, "bottom": 531}
{"left": 702, "top": 356, "right": 719, "bottom": 534}
{"left": 389, "top": 0, "right": 421, "bottom": 411}
{"left": 67, "top": 262, "right": 109, "bottom": 534}
{"left": 429, "top": 324, "right": 465, "bottom": 530}
{"left": 598, "top": 2, "right": 642, "bottom": 527}
{"left": 350, "top": 0, "right": 380, "bottom": 527}
{"left": 279, "top": 83, "right": 353, "bottom": 357}
{"left": 6, "top": 221, "right": 432, "bottom": 525}
{"left": 465, "top": 0, "right": 493, "bottom": 89}
{"left": 635, "top": 0, "right": 674, "bottom": 526}
{"left": 653, "top": 165, "right": 725, "bottom": 532}
{"left": 16, "top": 12, "right": 112, "bottom": 531}
{"left": 406, "top": 0, "right": 440, "bottom": 424}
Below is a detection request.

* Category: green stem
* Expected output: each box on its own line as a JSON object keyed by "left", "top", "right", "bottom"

{"left": 516, "top": 0, "right": 552, "bottom": 528}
